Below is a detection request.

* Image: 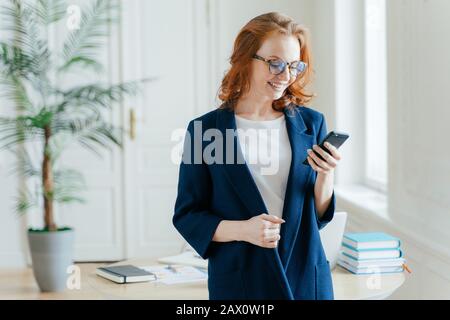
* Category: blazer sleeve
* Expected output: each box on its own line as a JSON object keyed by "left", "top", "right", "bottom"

{"left": 173, "top": 120, "right": 223, "bottom": 259}
{"left": 313, "top": 113, "right": 336, "bottom": 230}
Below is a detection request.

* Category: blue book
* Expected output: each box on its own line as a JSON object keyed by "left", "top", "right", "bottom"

{"left": 337, "top": 259, "right": 404, "bottom": 275}
{"left": 341, "top": 244, "right": 403, "bottom": 260}
{"left": 342, "top": 232, "right": 401, "bottom": 250}
{"left": 339, "top": 252, "right": 405, "bottom": 268}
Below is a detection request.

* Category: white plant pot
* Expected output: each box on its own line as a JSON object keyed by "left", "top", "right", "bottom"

{"left": 27, "top": 228, "right": 75, "bottom": 292}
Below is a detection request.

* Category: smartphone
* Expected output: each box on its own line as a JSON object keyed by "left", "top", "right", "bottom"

{"left": 303, "top": 131, "right": 349, "bottom": 166}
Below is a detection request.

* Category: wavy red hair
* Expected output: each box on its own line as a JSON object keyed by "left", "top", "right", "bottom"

{"left": 218, "top": 12, "right": 315, "bottom": 111}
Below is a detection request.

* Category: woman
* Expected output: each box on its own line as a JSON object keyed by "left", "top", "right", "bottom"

{"left": 173, "top": 12, "right": 342, "bottom": 300}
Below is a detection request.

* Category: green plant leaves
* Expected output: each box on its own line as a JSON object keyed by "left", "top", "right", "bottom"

{"left": 0, "top": 0, "right": 138, "bottom": 219}
{"left": 33, "top": 0, "right": 67, "bottom": 25}
{"left": 60, "top": 0, "right": 119, "bottom": 73}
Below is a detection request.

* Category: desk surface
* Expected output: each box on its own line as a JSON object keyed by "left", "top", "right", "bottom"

{"left": 88, "top": 258, "right": 405, "bottom": 300}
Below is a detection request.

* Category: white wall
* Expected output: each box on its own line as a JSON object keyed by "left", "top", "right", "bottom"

{"left": 387, "top": 0, "right": 450, "bottom": 259}
{"left": 309, "top": 0, "right": 336, "bottom": 123}
{"left": 329, "top": 0, "right": 450, "bottom": 299}
{"left": 0, "top": 138, "right": 28, "bottom": 268}
{"left": 386, "top": 0, "right": 450, "bottom": 299}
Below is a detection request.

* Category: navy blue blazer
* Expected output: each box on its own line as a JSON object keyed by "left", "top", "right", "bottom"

{"left": 173, "top": 104, "right": 335, "bottom": 300}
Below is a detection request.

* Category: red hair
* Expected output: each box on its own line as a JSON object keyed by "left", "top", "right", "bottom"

{"left": 218, "top": 12, "right": 315, "bottom": 111}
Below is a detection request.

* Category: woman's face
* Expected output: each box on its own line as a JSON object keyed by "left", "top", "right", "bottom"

{"left": 249, "top": 33, "right": 301, "bottom": 101}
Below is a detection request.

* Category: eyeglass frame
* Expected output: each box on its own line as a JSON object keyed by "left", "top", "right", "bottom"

{"left": 252, "top": 54, "right": 308, "bottom": 77}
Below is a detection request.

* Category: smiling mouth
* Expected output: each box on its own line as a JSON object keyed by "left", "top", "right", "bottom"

{"left": 267, "top": 81, "right": 286, "bottom": 90}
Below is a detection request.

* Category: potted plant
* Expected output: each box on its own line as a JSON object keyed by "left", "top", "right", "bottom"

{"left": 0, "top": 0, "right": 136, "bottom": 292}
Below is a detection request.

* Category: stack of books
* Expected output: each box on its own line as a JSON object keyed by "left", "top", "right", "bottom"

{"left": 337, "top": 232, "right": 406, "bottom": 274}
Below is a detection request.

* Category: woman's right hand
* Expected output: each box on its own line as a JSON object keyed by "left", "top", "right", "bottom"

{"left": 241, "top": 214, "right": 285, "bottom": 248}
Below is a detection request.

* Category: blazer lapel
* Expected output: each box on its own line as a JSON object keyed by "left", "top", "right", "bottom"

{"left": 216, "top": 107, "right": 268, "bottom": 217}
{"left": 278, "top": 107, "right": 315, "bottom": 268}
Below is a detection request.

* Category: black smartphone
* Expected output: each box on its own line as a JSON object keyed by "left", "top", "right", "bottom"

{"left": 303, "top": 131, "right": 349, "bottom": 166}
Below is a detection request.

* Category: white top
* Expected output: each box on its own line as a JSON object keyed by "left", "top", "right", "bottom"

{"left": 235, "top": 114, "right": 292, "bottom": 218}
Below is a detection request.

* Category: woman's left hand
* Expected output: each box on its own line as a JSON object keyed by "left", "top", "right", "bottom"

{"left": 306, "top": 142, "right": 342, "bottom": 175}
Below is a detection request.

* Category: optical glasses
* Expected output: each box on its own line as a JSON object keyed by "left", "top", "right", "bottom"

{"left": 253, "top": 54, "right": 307, "bottom": 77}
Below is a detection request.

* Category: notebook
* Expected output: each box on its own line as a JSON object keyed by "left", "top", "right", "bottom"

{"left": 342, "top": 232, "right": 401, "bottom": 250}
{"left": 96, "top": 265, "right": 156, "bottom": 283}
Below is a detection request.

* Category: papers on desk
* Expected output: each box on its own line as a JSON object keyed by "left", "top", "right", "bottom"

{"left": 140, "top": 265, "right": 207, "bottom": 285}
{"left": 157, "top": 251, "right": 208, "bottom": 269}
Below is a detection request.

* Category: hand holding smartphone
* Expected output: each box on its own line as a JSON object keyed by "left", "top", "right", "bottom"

{"left": 303, "top": 131, "right": 349, "bottom": 166}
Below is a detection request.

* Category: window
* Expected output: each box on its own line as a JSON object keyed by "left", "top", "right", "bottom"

{"left": 364, "top": 0, "right": 387, "bottom": 192}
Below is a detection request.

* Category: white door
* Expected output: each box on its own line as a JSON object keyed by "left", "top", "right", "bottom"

{"left": 120, "top": 0, "right": 211, "bottom": 259}
{"left": 54, "top": 0, "right": 125, "bottom": 261}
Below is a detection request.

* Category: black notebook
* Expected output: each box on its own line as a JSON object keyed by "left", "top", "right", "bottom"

{"left": 96, "top": 265, "right": 156, "bottom": 283}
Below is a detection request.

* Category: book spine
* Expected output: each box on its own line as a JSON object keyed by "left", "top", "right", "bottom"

{"left": 341, "top": 251, "right": 401, "bottom": 261}
{"left": 341, "top": 242, "right": 401, "bottom": 252}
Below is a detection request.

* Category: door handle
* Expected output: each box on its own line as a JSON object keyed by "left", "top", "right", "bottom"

{"left": 130, "top": 108, "right": 136, "bottom": 140}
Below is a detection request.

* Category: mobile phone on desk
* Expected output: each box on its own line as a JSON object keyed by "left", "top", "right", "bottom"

{"left": 303, "top": 131, "right": 349, "bottom": 165}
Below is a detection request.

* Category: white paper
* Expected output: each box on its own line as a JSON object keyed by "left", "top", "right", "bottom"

{"left": 141, "top": 265, "right": 207, "bottom": 285}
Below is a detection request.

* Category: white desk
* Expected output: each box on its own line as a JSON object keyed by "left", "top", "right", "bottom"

{"left": 332, "top": 263, "right": 405, "bottom": 300}
{"left": 87, "top": 258, "right": 405, "bottom": 300}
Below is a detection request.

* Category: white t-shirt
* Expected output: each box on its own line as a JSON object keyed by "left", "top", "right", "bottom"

{"left": 235, "top": 114, "right": 292, "bottom": 219}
